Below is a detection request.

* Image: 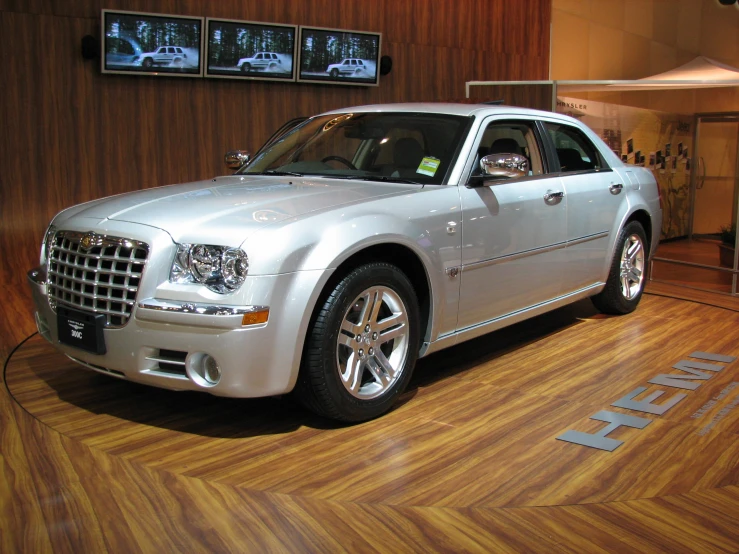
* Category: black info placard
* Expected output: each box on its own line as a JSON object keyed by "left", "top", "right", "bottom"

{"left": 57, "top": 307, "right": 106, "bottom": 355}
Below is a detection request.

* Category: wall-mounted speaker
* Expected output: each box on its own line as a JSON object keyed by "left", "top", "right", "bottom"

{"left": 81, "top": 35, "right": 99, "bottom": 60}
{"left": 379, "top": 55, "right": 393, "bottom": 76}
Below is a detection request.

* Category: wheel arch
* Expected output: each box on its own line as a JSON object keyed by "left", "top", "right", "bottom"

{"left": 624, "top": 209, "right": 653, "bottom": 253}
{"left": 306, "top": 242, "right": 433, "bottom": 352}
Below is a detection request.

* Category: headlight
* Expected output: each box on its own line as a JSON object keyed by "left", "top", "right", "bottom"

{"left": 170, "top": 244, "right": 249, "bottom": 293}
{"left": 40, "top": 224, "right": 57, "bottom": 265}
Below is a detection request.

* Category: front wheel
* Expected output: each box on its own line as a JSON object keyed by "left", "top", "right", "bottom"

{"left": 330, "top": 68, "right": 339, "bottom": 78}
{"left": 142, "top": 57, "right": 153, "bottom": 68}
{"left": 591, "top": 221, "right": 648, "bottom": 314}
{"left": 295, "top": 263, "right": 420, "bottom": 422}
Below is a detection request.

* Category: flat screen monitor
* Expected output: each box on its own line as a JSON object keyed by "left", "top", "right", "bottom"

{"left": 205, "top": 19, "right": 297, "bottom": 81}
{"left": 101, "top": 10, "right": 204, "bottom": 77}
{"left": 297, "top": 26, "right": 381, "bottom": 86}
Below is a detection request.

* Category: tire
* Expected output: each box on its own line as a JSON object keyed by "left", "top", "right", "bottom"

{"left": 591, "top": 221, "right": 648, "bottom": 315}
{"left": 142, "top": 58, "right": 153, "bottom": 69}
{"left": 241, "top": 63, "right": 251, "bottom": 72}
{"left": 295, "top": 263, "right": 420, "bottom": 422}
{"left": 330, "top": 68, "right": 339, "bottom": 78}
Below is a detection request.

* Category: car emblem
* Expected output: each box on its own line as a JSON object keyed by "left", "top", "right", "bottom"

{"left": 80, "top": 232, "right": 98, "bottom": 251}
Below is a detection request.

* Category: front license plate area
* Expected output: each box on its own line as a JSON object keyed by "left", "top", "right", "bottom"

{"left": 57, "top": 307, "right": 106, "bottom": 355}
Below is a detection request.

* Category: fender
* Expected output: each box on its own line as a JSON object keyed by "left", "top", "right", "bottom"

{"left": 242, "top": 185, "right": 463, "bottom": 343}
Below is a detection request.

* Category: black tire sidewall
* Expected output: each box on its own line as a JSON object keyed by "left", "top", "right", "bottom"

{"left": 305, "top": 263, "right": 420, "bottom": 421}
{"left": 593, "top": 221, "right": 648, "bottom": 314}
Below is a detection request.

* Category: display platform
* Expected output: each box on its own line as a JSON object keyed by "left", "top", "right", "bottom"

{"left": 4, "top": 294, "right": 739, "bottom": 550}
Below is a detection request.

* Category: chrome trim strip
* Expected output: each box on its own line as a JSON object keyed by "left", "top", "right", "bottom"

{"left": 464, "top": 240, "right": 568, "bottom": 270}
{"left": 565, "top": 231, "right": 609, "bottom": 247}
{"left": 137, "top": 298, "right": 269, "bottom": 316}
{"left": 54, "top": 230, "right": 149, "bottom": 251}
{"left": 463, "top": 231, "right": 609, "bottom": 270}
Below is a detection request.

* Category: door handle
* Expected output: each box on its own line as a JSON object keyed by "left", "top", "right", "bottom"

{"left": 544, "top": 190, "right": 564, "bottom": 202}
{"left": 609, "top": 183, "right": 624, "bottom": 194}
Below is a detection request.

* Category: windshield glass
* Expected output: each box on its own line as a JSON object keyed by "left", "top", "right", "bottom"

{"left": 239, "top": 112, "right": 471, "bottom": 185}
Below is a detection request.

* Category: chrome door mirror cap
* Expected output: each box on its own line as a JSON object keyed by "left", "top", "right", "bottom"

{"left": 480, "top": 153, "right": 528, "bottom": 181}
{"left": 225, "top": 150, "right": 251, "bottom": 170}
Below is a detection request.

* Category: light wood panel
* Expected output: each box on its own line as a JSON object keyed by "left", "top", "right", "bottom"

{"left": 3, "top": 293, "right": 739, "bottom": 550}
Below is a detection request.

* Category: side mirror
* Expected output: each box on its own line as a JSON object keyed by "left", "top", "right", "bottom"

{"left": 225, "top": 150, "right": 251, "bottom": 170}
{"left": 480, "top": 153, "right": 528, "bottom": 181}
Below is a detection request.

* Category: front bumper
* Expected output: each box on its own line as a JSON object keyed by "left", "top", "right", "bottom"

{"left": 28, "top": 266, "right": 327, "bottom": 398}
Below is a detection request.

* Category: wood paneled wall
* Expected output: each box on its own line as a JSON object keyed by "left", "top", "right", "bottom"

{"left": 468, "top": 84, "right": 555, "bottom": 111}
{"left": 0, "top": 0, "right": 551, "bottom": 321}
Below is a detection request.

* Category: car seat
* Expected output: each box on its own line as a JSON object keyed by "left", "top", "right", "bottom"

{"left": 556, "top": 148, "right": 593, "bottom": 171}
{"left": 390, "top": 137, "right": 425, "bottom": 177}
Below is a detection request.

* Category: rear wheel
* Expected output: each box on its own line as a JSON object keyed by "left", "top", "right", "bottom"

{"left": 591, "top": 221, "right": 648, "bottom": 314}
{"left": 295, "top": 263, "right": 420, "bottom": 422}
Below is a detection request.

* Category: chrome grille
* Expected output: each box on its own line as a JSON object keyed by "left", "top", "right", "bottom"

{"left": 47, "top": 231, "right": 149, "bottom": 327}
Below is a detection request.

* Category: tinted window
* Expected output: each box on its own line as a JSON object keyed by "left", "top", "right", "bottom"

{"left": 242, "top": 112, "right": 471, "bottom": 185}
{"left": 545, "top": 123, "right": 605, "bottom": 172}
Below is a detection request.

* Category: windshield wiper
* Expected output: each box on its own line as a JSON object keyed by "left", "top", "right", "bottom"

{"left": 358, "top": 176, "right": 425, "bottom": 185}
{"left": 255, "top": 170, "right": 305, "bottom": 177}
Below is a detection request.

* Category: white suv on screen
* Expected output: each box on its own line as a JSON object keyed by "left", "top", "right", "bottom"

{"left": 140, "top": 46, "right": 187, "bottom": 68}
{"left": 238, "top": 52, "right": 282, "bottom": 72}
{"left": 326, "top": 58, "right": 366, "bottom": 77}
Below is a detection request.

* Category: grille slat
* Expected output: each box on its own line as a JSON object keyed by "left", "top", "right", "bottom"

{"left": 48, "top": 274, "right": 139, "bottom": 293}
{"left": 47, "top": 231, "right": 149, "bottom": 328}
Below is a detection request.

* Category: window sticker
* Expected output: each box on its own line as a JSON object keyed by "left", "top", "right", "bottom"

{"left": 417, "top": 156, "right": 440, "bottom": 177}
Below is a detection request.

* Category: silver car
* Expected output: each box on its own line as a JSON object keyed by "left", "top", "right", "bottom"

{"left": 28, "top": 104, "right": 661, "bottom": 421}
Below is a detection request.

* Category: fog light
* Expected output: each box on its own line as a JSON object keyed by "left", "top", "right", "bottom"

{"left": 204, "top": 355, "right": 221, "bottom": 385}
{"left": 187, "top": 352, "right": 222, "bottom": 387}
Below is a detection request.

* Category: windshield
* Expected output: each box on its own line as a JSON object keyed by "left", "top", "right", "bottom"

{"left": 239, "top": 112, "right": 471, "bottom": 185}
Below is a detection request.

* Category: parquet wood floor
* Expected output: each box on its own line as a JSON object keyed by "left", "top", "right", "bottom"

{"left": 2, "top": 290, "right": 739, "bottom": 552}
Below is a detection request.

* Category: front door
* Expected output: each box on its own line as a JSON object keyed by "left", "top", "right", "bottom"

{"left": 457, "top": 118, "right": 567, "bottom": 330}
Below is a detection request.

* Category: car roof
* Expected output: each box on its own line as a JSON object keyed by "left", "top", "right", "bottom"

{"left": 321, "top": 103, "right": 579, "bottom": 122}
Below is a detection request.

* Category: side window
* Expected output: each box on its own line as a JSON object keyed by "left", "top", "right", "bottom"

{"left": 473, "top": 120, "right": 544, "bottom": 178}
{"left": 545, "top": 123, "right": 605, "bottom": 172}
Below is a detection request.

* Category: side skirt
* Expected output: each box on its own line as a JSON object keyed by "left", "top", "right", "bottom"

{"left": 420, "top": 283, "right": 605, "bottom": 358}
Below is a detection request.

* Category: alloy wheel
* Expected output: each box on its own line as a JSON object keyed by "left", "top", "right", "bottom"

{"left": 336, "top": 286, "right": 409, "bottom": 399}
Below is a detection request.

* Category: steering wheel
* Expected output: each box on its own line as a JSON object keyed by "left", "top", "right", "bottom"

{"left": 321, "top": 155, "right": 356, "bottom": 170}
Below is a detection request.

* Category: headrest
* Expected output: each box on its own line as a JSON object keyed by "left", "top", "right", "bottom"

{"left": 489, "top": 138, "right": 522, "bottom": 155}
{"left": 394, "top": 138, "right": 425, "bottom": 167}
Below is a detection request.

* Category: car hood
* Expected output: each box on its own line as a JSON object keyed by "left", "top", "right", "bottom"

{"left": 61, "top": 175, "right": 414, "bottom": 245}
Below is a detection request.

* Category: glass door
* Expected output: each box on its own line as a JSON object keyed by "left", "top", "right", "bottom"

{"left": 651, "top": 114, "right": 739, "bottom": 295}
{"left": 690, "top": 116, "right": 739, "bottom": 241}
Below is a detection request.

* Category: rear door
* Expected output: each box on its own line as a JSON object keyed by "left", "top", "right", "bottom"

{"left": 542, "top": 120, "right": 624, "bottom": 292}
